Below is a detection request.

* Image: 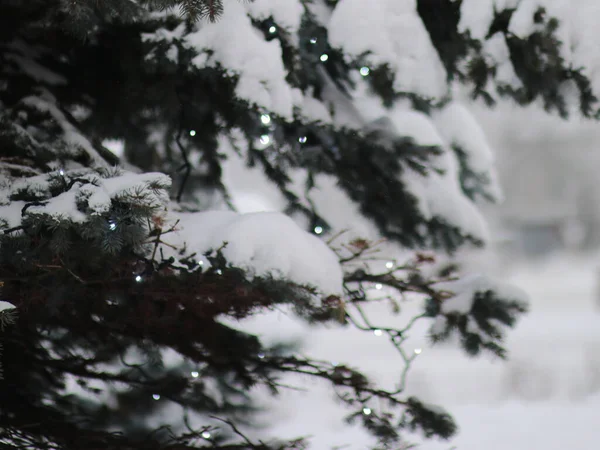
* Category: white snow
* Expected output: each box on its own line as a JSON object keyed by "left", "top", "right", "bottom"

{"left": 20, "top": 92, "right": 107, "bottom": 167}
{"left": 328, "top": 0, "right": 447, "bottom": 99}
{"left": 384, "top": 106, "right": 490, "bottom": 241}
{"left": 459, "top": 0, "right": 600, "bottom": 110}
{"left": 0, "top": 300, "right": 16, "bottom": 312}
{"left": 186, "top": 2, "right": 295, "bottom": 119}
{"left": 431, "top": 100, "right": 503, "bottom": 200}
{"left": 245, "top": 0, "right": 304, "bottom": 33}
{"left": 165, "top": 210, "right": 343, "bottom": 296}
{"left": 435, "top": 273, "right": 528, "bottom": 314}
{"left": 4, "top": 171, "right": 171, "bottom": 226}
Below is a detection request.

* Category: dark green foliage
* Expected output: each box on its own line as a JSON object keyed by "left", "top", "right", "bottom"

{"left": 403, "top": 397, "right": 456, "bottom": 439}
{"left": 428, "top": 289, "right": 529, "bottom": 358}
{"left": 0, "top": 0, "right": 578, "bottom": 448}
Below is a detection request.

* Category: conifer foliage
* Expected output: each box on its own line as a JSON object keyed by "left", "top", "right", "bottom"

{"left": 0, "top": 0, "right": 594, "bottom": 448}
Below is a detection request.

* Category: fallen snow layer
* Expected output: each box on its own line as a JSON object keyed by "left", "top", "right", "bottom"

{"left": 165, "top": 210, "right": 343, "bottom": 296}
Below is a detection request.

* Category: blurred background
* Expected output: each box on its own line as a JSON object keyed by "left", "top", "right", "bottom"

{"left": 417, "top": 98, "right": 600, "bottom": 448}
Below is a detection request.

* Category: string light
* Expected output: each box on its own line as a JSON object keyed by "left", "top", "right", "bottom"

{"left": 314, "top": 226, "right": 323, "bottom": 235}
{"left": 362, "top": 407, "right": 372, "bottom": 415}
{"left": 414, "top": 348, "right": 422, "bottom": 355}
{"left": 359, "top": 66, "right": 370, "bottom": 77}
{"left": 260, "top": 134, "right": 270, "bottom": 145}
{"left": 310, "top": 37, "right": 317, "bottom": 44}
{"left": 59, "top": 169, "right": 65, "bottom": 176}
{"left": 257, "top": 352, "right": 265, "bottom": 359}
{"left": 320, "top": 54, "right": 329, "bottom": 62}
{"left": 298, "top": 136, "right": 307, "bottom": 144}
{"left": 152, "top": 394, "right": 160, "bottom": 400}
{"left": 191, "top": 371, "right": 199, "bottom": 378}
{"left": 269, "top": 26, "right": 277, "bottom": 34}
{"left": 201, "top": 431, "right": 211, "bottom": 439}
{"left": 198, "top": 260, "right": 204, "bottom": 266}
{"left": 109, "top": 221, "right": 117, "bottom": 231}
{"left": 189, "top": 130, "right": 196, "bottom": 136}
{"left": 260, "top": 114, "right": 271, "bottom": 125}
{"left": 373, "top": 329, "right": 383, "bottom": 337}
{"left": 215, "top": 269, "right": 222, "bottom": 275}
{"left": 375, "top": 283, "right": 383, "bottom": 290}
{"left": 135, "top": 275, "right": 143, "bottom": 283}
{"left": 385, "top": 261, "right": 394, "bottom": 269}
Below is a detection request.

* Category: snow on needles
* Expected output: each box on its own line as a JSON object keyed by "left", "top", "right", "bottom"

{"left": 166, "top": 211, "right": 343, "bottom": 296}
{"left": 435, "top": 273, "right": 529, "bottom": 315}
{"left": 186, "top": 1, "right": 295, "bottom": 119}
{"left": 460, "top": 0, "right": 600, "bottom": 107}
{"left": 328, "top": 0, "right": 447, "bottom": 99}
{"left": 0, "top": 300, "right": 16, "bottom": 313}
{"left": 2, "top": 171, "right": 171, "bottom": 227}
{"left": 386, "top": 106, "right": 490, "bottom": 242}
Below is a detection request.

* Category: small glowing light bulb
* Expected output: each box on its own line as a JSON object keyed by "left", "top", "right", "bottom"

{"left": 198, "top": 260, "right": 204, "bottom": 266}
{"left": 59, "top": 169, "right": 65, "bottom": 176}
{"left": 320, "top": 54, "right": 329, "bottom": 62}
{"left": 191, "top": 371, "right": 199, "bottom": 378}
{"left": 359, "top": 66, "right": 370, "bottom": 77}
{"left": 257, "top": 352, "right": 265, "bottom": 359}
{"left": 189, "top": 130, "right": 196, "bottom": 136}
{"left": 201, "top": 431, "right": 211, "bottom": 439}
{"left": 152, "top": 394, "right": 160, "bottom": 400}
{"left": 414, "top": 348, "right": 422, "bottom": 355}
{"left": 375, "top": 283, "right": 383, "bottom": 290}
{"left": 363, "top": 407, "right": 372, "bottom": 415}
{"left": 135, "top": 275, "right": 143, "bottom": 283}
{"left": 215, "top": 269, "right": 222, "bottom": 275}
{"left": 298, "top": 136, "right": 307, "bottom": 144}
{"left": 260, "top": 134, "right": 270, "bottom": 145}
{"left": 373, "top": 329, "right": 383, "bottom": 337}
{"left": 269, "top": 26, "right": 277, "bottom": 34}
{"left": 310, "top": 37, "right": 317, "bottom": 44}
{"left": 385, "top": 261, "right": 394, "bottom": 269}
{"left": 109, "top": 222, "right": 117, "bottom": 231}
{"left": 260, "top": 114, "right": 271, "bottom": 125}
{"left": 314, "top": 226, "right": 323, "bottom": 235}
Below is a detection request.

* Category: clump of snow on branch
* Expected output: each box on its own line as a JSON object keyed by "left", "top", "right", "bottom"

{"left": 432, "top": 101, "right": 503, "bottom": 200}
{"left": 384, "top": 107, "right": 490, "bottom": 242}
{"left": 435, "top": 273, "right": 529, "bottom": 315}
{"left": 0, "top": 301, "right": 16, "bottom": 313}
{"left": 328, "top": 0, "right": 447, "bottom": 99}
{"left": 461, "top": 0, "right": 600, "bottom": 106}
{"left": 166, "top": 211, "right": 344, "bottom": 296}
{"left": 185, "top": 1, "right": 295, "bottom": 119}
{"left": 246, "top": 0, "right": 304, "bottom": 33}
{"left": 1, "top": 170, "right": 171, "bottom": 227}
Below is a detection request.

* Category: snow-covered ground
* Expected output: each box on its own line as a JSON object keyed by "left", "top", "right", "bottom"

{"left": 229, "top": 253, "right": 600, "bottom": 449}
